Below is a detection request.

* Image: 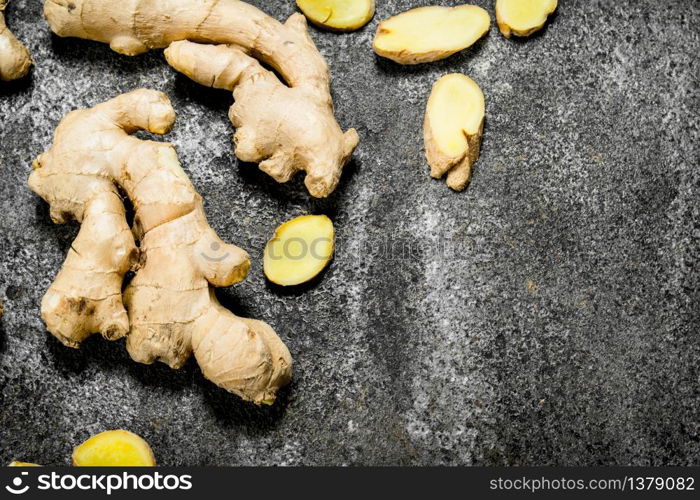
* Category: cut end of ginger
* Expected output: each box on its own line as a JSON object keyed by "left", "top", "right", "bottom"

{"left": 264, "top": 215, "right": 335, "bottom": 286}
{"left": 297, "top": 0, "right": 375, "bottom": 31}
{"left": 72, "top": 430, "right": 156, "bottom": 467}
{"left": 373, "top": 4, "right": 490, "bottom": 65}
{"left": 496, "top": 0, "right": 557, "bottom": 38}
{"left": 424, "top": 73, "right": 485, "bottom": 191}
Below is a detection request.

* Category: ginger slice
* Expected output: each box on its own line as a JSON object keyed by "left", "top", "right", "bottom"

{"left": 496, "top": 0, "right": 557, "bottom": 38}
{"left": 424, "top": 74, "right": 485, "bottom": 191}
{"left": 264, "top": 215, "right": 335, "bottom": 286}
{"left": 297, "top": 0, "right": 375, "bottom": 31}
{"left": 373, "top": 4, "right": 490, "bottom": 65}
{"left": 72, "top": 430, "right": 156, "bottom": 467}
{"left": 8, "top": 461, "right": 41, "bottom": 466}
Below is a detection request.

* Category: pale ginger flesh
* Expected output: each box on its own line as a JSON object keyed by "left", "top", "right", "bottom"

{"left": 29, "top": 89, "right": 292, "bottom": 404}
{"left": 264, "top": 215, "right": 335, "bottom": 286}
{"left": 43, "top": 0, "right": 359, "bottom": 198}
{"left": 73, "top": 430, "right": 155, "bottom": 467}
{"left": 373, "top": 4, "right": 490, "bottom": 65}
{"left": 424, "top": 74, "right": 485, "bottom": 191}
{"left": 297, "top": 0, "right": 375, "bottom": 32}
{"left": 496, "top": 0, "right": 558, "bottom": 38}
{"left": 0, "top": 0, "right": 32, "bottom": 81}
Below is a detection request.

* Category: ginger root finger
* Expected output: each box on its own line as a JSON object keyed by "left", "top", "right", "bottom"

{"left": 496, "top": 0, "right": 557, "bottom": 39}
{"left": 165, "top": 41, "right": 359, "bottom": 198}
{"left": 29, "top": 89, "right": 292, "bottom": 404}
{"left": 43, "top": 0, "right": 359, "bottom": 198}
{"left": 373, "top": 4, "right": 490, "bottom": 65}
{"left": 0, "top": 0, "right": 32, "bottom": 81}
{"left": 73, "top": 430, "right": 155, "bottom": 466}
{"left": 264, "top": 215, "right": 335, "bottom": 286}
{"left": 424, "top": 74, "right": 485, "bottom": 191}
{"left": 297, "top": 0, "right": 375, "bottom": 32}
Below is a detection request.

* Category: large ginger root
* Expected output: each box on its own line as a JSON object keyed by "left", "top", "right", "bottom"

{"left": 29, "top": 89, "right": 292, "bottom": 404}
{"left": 373, "top": 4, "right": 490, "bottom": 65}
{"left": 264, "top": 215, "right": 335, "bottom": 286}
{"left": 163, "top": 41, "right": 357, "bottom": 198}
{"left": 0, "top": 0, "right": 32, "bottom": 81}
{"left": 43, "top": 0, "right": 359, "bottom": 198}
{"left": 496, "top": 0, "right": 557, "bottom": 39}
{"left": 73, "top": 430, "right": 155, "bottom": 466}
{"left": 424, "top": 74, "right": 485, "bottom": 191}
{"left": 297, "top": 0, "right": 375, "bottom": 32}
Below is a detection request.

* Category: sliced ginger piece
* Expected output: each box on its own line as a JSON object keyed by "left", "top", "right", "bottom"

{"left": 373, "top": 4, "right": 490, "bottom": 65}
{"left": 424, "top": 74, "right": 485, "bottom": 191}
{"left": 264, "top": 215, "right": 335, "bottom": 286}
{"left": 496, "top": 0, "right": 557, "bottom": 38}
{"left": 72, "top": 430, "right": 156, "bottom": 467}
{"left": 8, "top": 461, "right": 41, "bottom": 466}
{"left": 297, "top": 0, "right": 375, "bottom": 32}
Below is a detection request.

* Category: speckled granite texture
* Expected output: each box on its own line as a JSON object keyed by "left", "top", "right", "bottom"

{"left": 0, "top": 0, "right": 698, "bottom": 466}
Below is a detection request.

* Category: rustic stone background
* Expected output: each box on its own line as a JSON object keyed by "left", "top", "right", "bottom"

{"left": 0, "top": 0, "right": 698, "bottom": 465}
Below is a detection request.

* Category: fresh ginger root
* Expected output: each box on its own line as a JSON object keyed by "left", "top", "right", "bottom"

{"left": 297, "top": 0, "right": 375, "bottom": 32}
{"left": 43, "top": 0, "right": 359, "bottom": 198}
{"left": 373, "top": 4, "right": 490, "bottom": 65}
{"left": 164, "top": 41, "right": 358, "bottom": 198}
{"left": 424, "top": 74, "right": 485, "bottom": 191}
{"left": 73, "top": 430, "right": 155, "bottom": 467}
{"left": 264, "top": 215, "right": 335, "bottom": 286}
{"left": 496, "top": 0, "right": 557, "bottom": 38}
{"left": 0, "top": 0, "right": 32, "bottom": 81}
{"left": 29, "top": 89, "right": 292, "bottom": 404}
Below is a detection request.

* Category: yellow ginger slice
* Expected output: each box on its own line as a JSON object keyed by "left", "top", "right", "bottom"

{"left": 424, "top": 74, "right": 485, "bottom": 191}
{"left": 264, "top": 215, "right": 335, "bottom": 286}
{"left": 8, "top": 461, "right": 41, "bottom": 466}
{"left": 496, "top": 0, "right": 557, "bottom": 38}
{"left": 297, "top": 0, "right": 375, "bottom": 31}
{"left": 72, "top": 430, "right": 156, "bottom": 467}
{"left": 373, "top": 4, "right": 490, "bottom": 65}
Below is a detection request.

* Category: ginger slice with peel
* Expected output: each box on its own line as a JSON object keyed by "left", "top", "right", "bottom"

{"left": 373, "top": 4, "right": 490, "bottom": 65}
{"left": 496, "top": 0, "right": 558, "bottom": 38}
{"left": 297, "top": 0, "right": 375, "bottom": 32}
{"left": 264, "top": 215, "right": 335, "bottom": 286}
{"left": 424, "top": 74, "right": 485, "bottom": 191}
{"left": 73, "top": 430, "right": 156, "bottom": 467}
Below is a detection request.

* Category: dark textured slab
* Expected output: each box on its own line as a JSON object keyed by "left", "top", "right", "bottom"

{"left": 0, "top": 0, "right": 698, "bottom": 465}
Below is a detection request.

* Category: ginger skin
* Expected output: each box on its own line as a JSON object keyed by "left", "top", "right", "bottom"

{"left": 0, "top": 0, "right": 32, "bottom": 81}
{"left": 43, "top": 0, "right": 359, "bottom": 198}
{"left": 373, "top": 5, "right": 490, "bottom": 65}
{"left": 164, "top": 41, "right": 358, "bottom": 198}
{"left": 29, "top": 89, "right": 292, "bottom": 404}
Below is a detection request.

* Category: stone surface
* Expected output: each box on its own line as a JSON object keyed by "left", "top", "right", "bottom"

{"left": 0, "top": 0, "right": 698, "bottom": 466}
